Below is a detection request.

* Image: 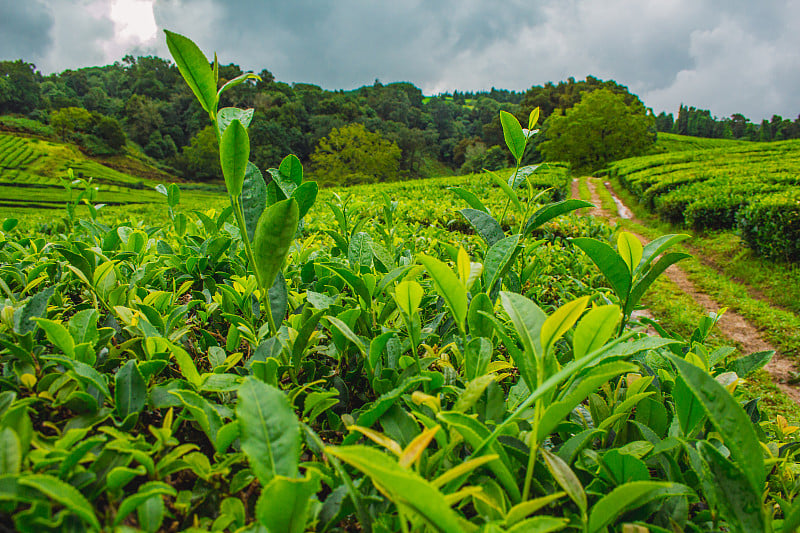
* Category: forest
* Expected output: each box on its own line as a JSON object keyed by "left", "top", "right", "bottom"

{"left": 2, "top": 56, "right": 799, "bottom": 187}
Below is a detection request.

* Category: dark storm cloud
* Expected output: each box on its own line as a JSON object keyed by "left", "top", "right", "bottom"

{"left": 0, "top": 0, "right": 55, "bottom": 64}
{"left": 2, "top": 0, "right": 798, "bottom": 120}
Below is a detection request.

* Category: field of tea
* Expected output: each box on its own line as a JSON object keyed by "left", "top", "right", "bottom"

{"left": 607, "top": 137, "right": 800, "bottom": 261}
{"left": 0, "top": 32, "right": 798, "bottom": 533}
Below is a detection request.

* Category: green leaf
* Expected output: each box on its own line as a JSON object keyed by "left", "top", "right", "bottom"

{"left": 418, "top": 254, "right": 467, "bottom": 334}
{"left": 505, "top": 492, "right": 565, "bottom": 527}
{"left": 240, "top": 162, "right": 267, "bottom": 241}
{"left": 635, "top": 234, "right": 690, "bottom": 278}
{"left": 541, "top": 448, "right": 586, "bottom": 514}
{"left": 291, "top": 181, "right": 318, "bottom": 220}
{"left": 326, "top": 316, "right": 367, "bottom": 356}
{"left": 253, "top": 198, "right": 299, "bottom": 291}
{"left": 13, "top": 286, "right": 54, "bottom": 335}
{"left": 730, "top": 350, "right": 774, "bottom": 378}
{"left": 458, "top": 208, "right": 505, "bottom": 247}
{"left": 453, "top": 375, "right": 495, "bottom": 413}
{"left": 218, "top": 72, "right": 260, "bottom": 97}
{"left": 328, "top": 445, "right": 476, "bottom": 533}
{"left": 32, "top": 318, "right": 74, "bottom": 357}
{"left": 571, "top": 237, "right": 632, "bottom": 300}
{"left": 114, "top": 481, "right": 177, "bottom": 527}
{"left": 464, "top": 337, "right": 492, "bottom": 380}
{"left": 319, "top": 263, "right": 372, "bottom": 308}
{"left": 500, "top": 291, "right": 546, "bottom": 390}
{"left": 19, "top": 474, "right": 100, "bottom": 530}
{"left": 255, "top": 472, "right": 321, "bottom": 533}
{"left": 673, "top": 376, "right": 706, "bottom": 437}
{"left": 437, "top": 410, "right": 521, "bottom": 503}
{"left": 449, "top": 187, "right": 490, "bottom": 214}
{"left": 500, "top": 110, "right": 526, "bottom": 161}
{"left": 541, "top": 296, "right": 590, "bottom": 356}
{"left": 168, "top": 341, "right": 201, "bottom": 388}
{"left": 394, "top": 280, "right": 423, "bottom": 317}
{"left": 115, "top": 359, "right": 146, "bottom": 419}
{"left": 600, "top": 449, "right": 651, "bottom": 485}
{"left": 698, "top": 440, "right": 767, "bottom": 532}
{"left": 507, "top": 516, "right": 568, "bottom": 533}
{"left": 625, "top": 252, "right": 691, "bottom": 317}
{"left": 280, "top": 154, "right": 304, "bottom": 186}
{"left": 0, "top": 428, "right": 20, "bottom": 474}
{"left": 486, "top": 169, "right": 522, "bottom": 214}
{"left": 572, "top": 305, "right": 621, "bottom": 360}
{"left": 468, "top": 292, "right": 494, "bottom": 339}
{"left": 524, "top": 200, "right": 593, "bottom": 235}
{"left": 482, "top": 234, "right": 520, "bottom": 294}
{"left": 537, "top": 361, "right": 636, "bottom": 442}
{"left": 164, "top": 30, "right": 217, "bottom": 114}
{"left": 220, "top": 119, "right": 249, "bottom": 197}
{"left": 617, "top": 232, "right": 643, "bottom": 275}
{"left": 217, "top": 107, "right": 254, "bottom": 136}
{"left": 668, "top": 354, "right": 765, "bottom": 493}
{"left": 348, "top": 231, "right": 373, "bottom": 269}
{"left": 291, "top": 309, "right": 327, "bottom": 369}
{"left": 587, "top": 481, "right": 694, "bottom": 533}
{"left": 236, "top": 377, "right": 301, "bottom": 484}
{"left": 170, "top": 390, "right": 223, "bottom": 450}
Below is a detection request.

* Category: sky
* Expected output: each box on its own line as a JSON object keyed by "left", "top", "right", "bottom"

{"left": 1, "top": 0, "right": 799, "bottom": 122}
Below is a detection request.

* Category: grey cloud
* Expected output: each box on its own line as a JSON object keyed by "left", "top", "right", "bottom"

{"left": 0, "top": 0, "right": 55, "bottom": 65}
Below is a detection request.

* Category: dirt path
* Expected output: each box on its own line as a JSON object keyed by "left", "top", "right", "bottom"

{"left": 576, "top": 177, "right": 800, "bottom": 404}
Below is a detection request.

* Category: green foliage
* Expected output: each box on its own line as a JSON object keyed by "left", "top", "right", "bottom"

{"left": 540, "top": 88, "right": 655, "bottom": 172}
{"left": 311, "top": 123, "right": 402, "bottom": 186}
{"left": 0, "top": 30, "right": 794, "bottom": 533}
{"left": 608, "top": 138, "right": 800, "bottom": 261}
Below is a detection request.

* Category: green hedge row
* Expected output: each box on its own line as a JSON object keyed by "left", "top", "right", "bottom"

{"left": 607, "top": 139, "right": 800, "bottom": 261}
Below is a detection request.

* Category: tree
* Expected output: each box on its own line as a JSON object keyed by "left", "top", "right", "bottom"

{"left": 311, "top": 123, "right": 401, "bottom": 186}
{"left": 176, "top": 125, "right": 221, "bottom": 181}
{"left": 0, "top": 60, "right": 42, "bottom": 114}
{"left": 51, "top": 106, "right": 92, "bottom": 139}
{"left": 539, "top": 89, "right": 655, "bottom": 172}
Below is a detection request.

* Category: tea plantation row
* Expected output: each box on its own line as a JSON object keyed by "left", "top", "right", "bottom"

{"left": 606, "top": 139, "right": 800, "bottom": 261}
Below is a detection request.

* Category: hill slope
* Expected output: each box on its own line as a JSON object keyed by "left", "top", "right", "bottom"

{"left": 0, "top": 132, "right": 220, "bottom": 211}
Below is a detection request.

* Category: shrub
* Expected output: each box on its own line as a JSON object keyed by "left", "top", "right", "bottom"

{"left": 737, "top": 190, "right": 800, "bottom": 261}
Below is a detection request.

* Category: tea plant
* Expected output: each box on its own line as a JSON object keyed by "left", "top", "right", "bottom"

{"left": 0, "top": 30, "right": 796, "bottom": 533}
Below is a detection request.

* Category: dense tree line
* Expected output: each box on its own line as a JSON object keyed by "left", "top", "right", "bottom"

{"left": 1, "top": 56, "right": 796, "bottom": 184}
{"left": 656, "top": 105, "right": 800, "bottom": 141}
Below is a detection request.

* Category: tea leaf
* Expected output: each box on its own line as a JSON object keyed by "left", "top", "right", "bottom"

{"left": 524, "top": 200, "right": 593, "bottom": 235}
{"left": 541, "top": 448, "right": 586, "bottom": 514}
{"left": 587, "top": 481, "right": 694, "bottom": 533}
{"left": 255, "top": 472, "right": 321, "bottom": 533}
{"left": 240, "top": 162, "right": 267, "bottom": 241}
{"left": 505, "top": 492, "right": 565, "bottom": 527}
{"left": 0, "top": 428, "right": 20, "bottom": 474}
{"left": 500, "top": 291, "right": 546, "bottom": 390}
{"left": 541, "top": 295, "right": 590, "bottom": 355}
{"left": 449, "top": 187, "right": 490, "bottom": 214}
{"left": 573, "top": 305, "right": 621, "bottom": 360}
{"left": 236, "top": 377, "right": 301, "bottom": 484}
{"left": 170, "top": 390, "right": 223, "bottom": 449}
{"left": 458, "top": 208, "right": 505, "bottom": 246}
{"left": 217, "top": 107, "right": 254, "bottom": 136}
{"left": 418, "top": 254, "right": 468, "bottom": 334}
{"left": 20, "top": 474, "right": 100, "bottom": 530}
{"left": 291, "top": 181, "right": 318, "bottom": 220}
{"left": 486, "top": 170, "right": 522, "bottom": 214}
{"left": 500, "top": 110, "right": 526, "bottom": 161}
{"left": 483, "top": 234, "right": 520, "bottom": 295}
{"left": 394, "top": 280, "right": 423, "bottom": 317}
{"left": 114, "top": 481, "right": 176, "bottom": 527}
{"left": 220, "top": 119, "right": 249, "bottom": 197}
{"left": 280, "top": 154, "right": 304, "bottom": 186}
{"left": 617, "top": 232, "right": 643, "bottom": 274}
{"left": 698, "top": 440, "right": 767, "bottom": 532}
{"left": 327, "top": 445, "right": 474, "bottom": 533}
{"left": 571, "top": 237, "right": 632, "bottom": 299}
{"left": 115, "top": 360, "right": 146, "bottom": 419}
{"left": 164, "top": 30, "right": 217, "bottom": 114}
{"left": 253, "top": 198, "right": 299, "bottom": 291}
{"left": 668, "top": 354, "right": 765, "bottom": 493}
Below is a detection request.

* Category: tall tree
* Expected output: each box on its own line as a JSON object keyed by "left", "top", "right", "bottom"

{"left": 539, "top": 88, "right": 655, "bottom": 172}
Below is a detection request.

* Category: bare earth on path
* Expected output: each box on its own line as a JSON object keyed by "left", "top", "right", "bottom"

{"left": 574, "top": 177, "right": 800, "bottom": 404}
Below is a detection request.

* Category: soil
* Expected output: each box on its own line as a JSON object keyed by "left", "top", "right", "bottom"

{"left": 574, "top": 177, "right": 800, "bottom": 404}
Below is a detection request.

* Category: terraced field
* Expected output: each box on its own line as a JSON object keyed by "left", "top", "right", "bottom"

{"left": 0, "top": 133, "right": 221, "bottom": 212}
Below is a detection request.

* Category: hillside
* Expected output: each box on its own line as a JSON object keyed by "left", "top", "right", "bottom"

{"left": 652, "top": 132, "right": 750, "bottom": 153}
{"left": 0, "top": 131, "right": 221, "bottom": 213}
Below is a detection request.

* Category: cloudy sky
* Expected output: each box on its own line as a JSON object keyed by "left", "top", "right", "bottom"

{"left": 2, "top": 0, "right": 799, "bottom": 121}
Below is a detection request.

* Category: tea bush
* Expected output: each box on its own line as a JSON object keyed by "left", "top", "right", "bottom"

{"left": 0, "top": 31, "right": 797, "bottom": 533}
